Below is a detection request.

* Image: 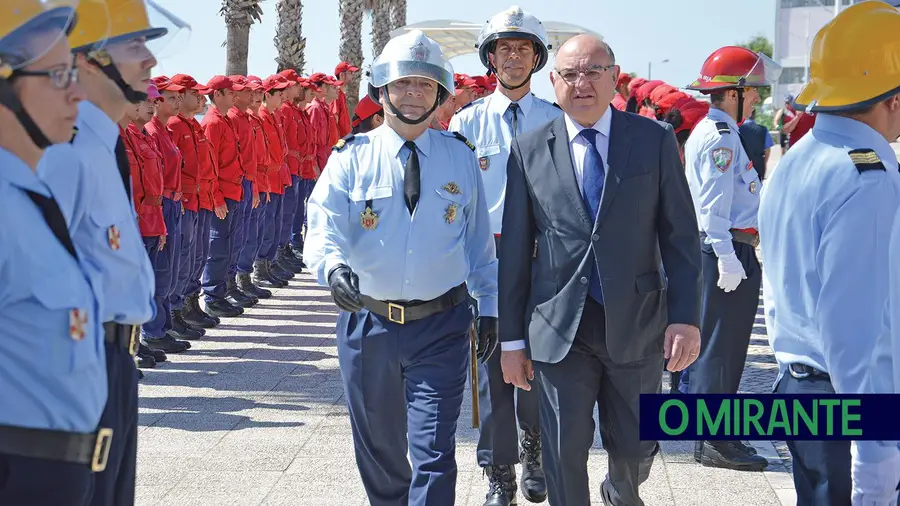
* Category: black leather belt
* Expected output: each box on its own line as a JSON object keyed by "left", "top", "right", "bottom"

{"left": 729, "top": 228, "right": 760, "bottom": 247}
{"left": 360, "top": 283, "right": 469, "bottom": 325}
{"left": 0, "top": 425, "right": 114, "bottom": 472}
{"left": 103, "top": 322, "right": 139, "bottom": 357}
{"left": 788, "top": 363, "right": 830, "bottom": 381}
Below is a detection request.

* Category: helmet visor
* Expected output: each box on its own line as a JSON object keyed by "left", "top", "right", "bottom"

{"left": 742, "top": 52, "right": 782, "bottom": 87}
{"left": 370, "top": 59, "right": 455, "bottom": 95}
{"left": 0, "top": 0, "right": 83, "bottom": 74}
{"left": 81, "top": 0, "right": 190, "bottom": 64}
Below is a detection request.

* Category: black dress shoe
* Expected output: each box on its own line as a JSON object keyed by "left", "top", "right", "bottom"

{"left": 482, "top": 465, "right": 517, "bottom": 506}
{"left": 151, "top": 349, "right": 167, "bottom": 362}
{"left": 136, "top": 354, "right": 156, "bottom": 368}
{"left": 138, "top": 344, "right": 166, "bottom": 363}
{"left": 205, "top": 298, "right": 243, "bottom": 317}
{"left": 519, "top": 431, "right": 547, "bottom": 503}
{"left": 696, "top": 441, "right": 768, "bottom": 471}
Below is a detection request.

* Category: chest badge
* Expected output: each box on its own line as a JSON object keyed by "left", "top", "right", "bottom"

{"left": 711, "top": 147, "right": 733, "bottom": 173}
{"left": 478, "top": 156, "right": 490, "bottom": 171}
{"left": 360, "top": 206, "right": 379, "bottom": 230}
{"left": 444, "top": 203, "right": 458, "bottom": 224}
{"left": 108, "top": 225, "right": 121, "bottom": 251}
{"left": 750, "top": 181, "right": 758, "bottom": 194}
{"left": 69, "top": 308, "right": 88, "bottom": 341}
{"left": 442, "top": 182, "right": 462, "bottom": 195}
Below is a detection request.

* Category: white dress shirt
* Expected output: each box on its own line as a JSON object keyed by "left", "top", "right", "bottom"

{"left": 501, "top": 107, "right": 613, "bottom": 353}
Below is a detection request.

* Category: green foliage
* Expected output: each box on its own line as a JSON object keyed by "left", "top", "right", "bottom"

{"left": 738, "top": 34, "right": 774, "bottom": 105}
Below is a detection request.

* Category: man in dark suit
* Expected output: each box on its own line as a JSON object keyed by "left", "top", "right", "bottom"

{"left": 498, "top": 34, "right": 703, "bottom": 506}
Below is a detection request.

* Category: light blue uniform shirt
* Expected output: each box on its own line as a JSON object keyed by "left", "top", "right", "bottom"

{"left": 449, "top": 91, "right": 562, "bottom": 235}
{"left": 40, "top": 100, "right": 155, "bottom": 325}
{"left": 685, "top": 107, "right": 761, "bottom": 257}
{"left": 0, "top": 148, "right": 107, "bottom": 432}
{"left": 305, "top": 124, "right": 499, "bottom": 317}
{"left": 758, "top": 114, "right": 900, "bottom": 466}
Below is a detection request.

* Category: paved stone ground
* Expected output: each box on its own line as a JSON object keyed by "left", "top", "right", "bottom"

{"left": 135, "top": 271, "right": 796, "bottom": 506}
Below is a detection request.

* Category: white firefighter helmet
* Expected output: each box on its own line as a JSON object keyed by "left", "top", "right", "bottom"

{"left": 368, "top": 29, "right": 455, "bottom": 102}
{"left": 476, "top": 6, "right": 551, "bottom": 74}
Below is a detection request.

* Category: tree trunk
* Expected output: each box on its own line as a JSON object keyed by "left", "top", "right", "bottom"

{"left": 371, "top": 1, "right": 391, "bottom": 57}
{"left": 390, "top": 0, "right": 406, "bottom": 31}
{"left": 275, "top": 0, "right": 306, "bottom": 72}
{"left": 225, "top": 22, "right": 250, "bottom": 75}
{"left": 339, "top": 0, "right": 365, "bottom": 114}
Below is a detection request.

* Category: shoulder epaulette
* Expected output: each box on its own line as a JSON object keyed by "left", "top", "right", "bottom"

{"left": 715, "top": 121, "right": 731, "bottom": 135}
{"left": 69, "top": 125, "right": 79, "bottom": 144}
{"left": 450, "top": 131, "right": 476, "bottom": 151}
{"left": 551, "top": 102, "right": 562, "bottom": 109}
{"left": 455, "top": 101, "right": 476, "bottom": 114}
{"left": 848, "top": 148, "right": 886, "bottom": 173}
{"left": 332, "top": 134, "right": 355, "bottom": 152}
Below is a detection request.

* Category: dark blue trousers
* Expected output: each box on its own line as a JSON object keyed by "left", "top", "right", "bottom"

{"left": 228, "top": 179, "right": 254, "bottom": 277}
{"left": 279, "top": 176, "right": 300, "bottom": 246}
{"left": 237, "top": 182, "right": 265, "bottom": 274}
{"left": 337, "top": 302, "right": 471, "bottom": 506}
{"left": 686, "top": 240, "right": 761, "bottom": 395}
{"left": 290, "top": 178, "right": 314, "bottom": 250}
{"left": 171, "top": 209, "right": 197, "bottom": 311}
{"left": 91, "top": 341, "right": 139, "bottom": 506}
{"left": 142, "top": 199, "right": 181, "bottom": 338}
{"left": 0, "top": 453, "right": 94, "bottom": 505}
{"left": 187, "top": 210, "right": 212, "bottom": 297}
{"left": 202, "top": 198, "right": 240, "bottom": 302}
{"left": 258, "top": 193, "right": 282, "bottom": 262}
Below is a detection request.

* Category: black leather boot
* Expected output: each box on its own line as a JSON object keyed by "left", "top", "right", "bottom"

{"left": 482, "top": 465, "right": 517, "bottom": 506}
{"left": 268, "top": 260, "right": 293, "bottom": 284}
{"left": 277, "top": 245, "right": 304, "bottom": 273}
{"left": 205, "top": 298, "right": 243, "bottom": 318}
{"left": 519, "top": 430, "right": 547, "bottom": 502}
{"left": 182, "top": 293, "right": 219, "bottom": 327}
{"left": 167, "top": 310, "right": 204, "bottom": 339}
{"left": 253, "top": 260, "right": 286, "bottom": 288}
{"left": 225, "top": 276, "right": 257, "bottom": 308}
{"left": 273, "top": 250, "right": 297, "bottom": 279}
{"left": 237, "top": 272, "right": 271, "bottom": 299}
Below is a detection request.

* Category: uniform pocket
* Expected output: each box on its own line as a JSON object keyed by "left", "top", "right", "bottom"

{"left": 740, "top": 168, "right": 759, "bottom": 184}
{"left": 31, "top": 276, "right": 98, "bottom": 373}
{"left": 349, "top": 185, "right": 393, "bottom": 232}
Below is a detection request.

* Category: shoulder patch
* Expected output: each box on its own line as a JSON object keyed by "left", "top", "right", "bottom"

{"left": 711, "top": 147, "right": 734, "bottom": 173}
{"left": 848, "top": 148, "right": 886, "bottom": 173}
{"left": 450, "top": 131, "right": 476, "bottom": 151}
{"left": 69, "top": 125, "right": 79, "bottom": 144}
{"left": 332, "top": 134, "right": 355, "bottom": 151}
{"left": 715, "top": 121, "right": 731, "bottom": 135}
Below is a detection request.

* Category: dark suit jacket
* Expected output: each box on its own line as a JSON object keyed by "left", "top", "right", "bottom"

{"left": 499, "top": 109, "right": 702, "bottom": 364}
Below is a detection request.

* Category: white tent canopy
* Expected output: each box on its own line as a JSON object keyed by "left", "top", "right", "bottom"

{"left": 388, "top": 19, "right": 600, "bottom": 61}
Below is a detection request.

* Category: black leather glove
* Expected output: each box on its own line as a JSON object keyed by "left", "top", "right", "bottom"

{"left": 327, "top": 264, "right": 364, "bottom": 313}
{"left": 476, "top": 316, "right": 499, "bottom": 364}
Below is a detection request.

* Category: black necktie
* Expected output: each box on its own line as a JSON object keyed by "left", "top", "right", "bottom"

{"left": 403, "top": 141, "right": 420, "bottom": 214}
{"left": 25, "top": 190, "right": 78, "bottom": 260}
{"left": 114, "top": 135, "right": 133, "bottom": 202}
{"left": 508, "top": 103, "right": 519, "bottom": 137}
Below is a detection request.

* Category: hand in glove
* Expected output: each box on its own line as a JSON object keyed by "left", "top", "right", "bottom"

{"left": 328, "top": 264, "right": 364, "bottom": 312}
{"left": 476, "top": 316, "right": 499, "bottom": 364}
{"left": 717, "top": 252, "right": 747, "bottom": 293}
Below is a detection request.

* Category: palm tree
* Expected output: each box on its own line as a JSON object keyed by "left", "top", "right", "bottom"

{"left": 220, "top": 0, "right": 264, "bottom": 76}
{"left": 389, "top": 0, "right": 406, "bottom": 31}
{"left": 274, "top": 0, "right": 306, "bottom": 72}
{"left": 369, "top": 0, "right": 391, "bottom": 57}
{"left": 338, "top": 0, "right": 366, "bottom": 113}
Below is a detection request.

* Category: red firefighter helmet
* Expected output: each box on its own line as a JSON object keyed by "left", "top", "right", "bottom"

{"left": 686, "top": 46, "right": 781, "bottom": 93}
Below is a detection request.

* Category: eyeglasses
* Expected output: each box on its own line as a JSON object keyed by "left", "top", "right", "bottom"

{"left": 554, "top": 65, "right": 615, "bottom": 84}
{"left": 13, "top": 65, "right": 79, "bottom": 90}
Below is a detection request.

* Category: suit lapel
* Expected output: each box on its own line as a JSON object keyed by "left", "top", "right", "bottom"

{"left": 547, "top": 117, "right": 591, "bottom": 227}
{"left": 596, "top": 108, "right": 631, "bottom": 226}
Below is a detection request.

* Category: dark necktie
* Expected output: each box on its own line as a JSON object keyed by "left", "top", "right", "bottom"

{"left": 508, "top": 103, "right": 519, "bottom": 137}
{"left": 114, "top": 135, "right": 133, "bottom": 202}
{"left": 403, "top": 141, "right": 420, "bottom": 214}
{"left": 579, "top": 128, "right": 605, "bottom": 304}
{"left": 25, "top": 190, "right": 78, "bottom": 260}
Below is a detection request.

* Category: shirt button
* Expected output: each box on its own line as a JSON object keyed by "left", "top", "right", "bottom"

{"left": 408, "top": 249, "right": 413, "bottom": 254}
{"left": 592, "top": 234, "right": 599, "bottom": 241}
{"left": 580, "top": 277, "right": 588, "bottom": 284}
{"left": 405, "top": 279, "right": 410, "bottom": 284}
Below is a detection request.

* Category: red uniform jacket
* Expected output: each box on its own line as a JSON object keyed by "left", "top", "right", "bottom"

{"left": 227, "top": 106, "right": 258, "bottom": 189}
{"left": 259, "top": 105, "right": 287, "bottom": 195}
{"left": 123, "top": 124, "right": 166, "bottom": 237}
{"left": 306, "top": 98, "right": 332, "bottom": 172}
{"left": 167, "top": 114, "right": 202, "bottom": 212}
{"left": 248, "top": 110, "right": 271, "bottom": 194}
{"left": 145, "top": 116, "right": 183, "bottom": 201}
{"left": 611, "top": 93, "right": 627, "bottom": 111}
{"left": 190, "top": 116, "right": 224, "bottom": 211}
{"left": 277, "top": 103, "right": 301, "bottom": 178}
{"left": 201, "top": 106, "right": 244, "bottom": 202}
{"left": 296, "top": 106, "right": 316, "bottom": 180}
{"left": 332, "top": 89, "right": 352, "bottom": 139}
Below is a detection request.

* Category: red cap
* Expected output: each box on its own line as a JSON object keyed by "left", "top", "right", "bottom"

{"left": 170, "top": 74, "right": 211, "bottom": 94}
{"left": 616, "top": 73, "right": 633, "bottom": 88}
{"left": 335, "top": 61, "right": 360, "bottom": 75}
{"left": 649, "top": 84, "right": 678, "bottom": 106}
{"left": 324, "top": 75, "right": 344, "bottom": 86}
{"left": 308, "top": 72, "right": 328, "bottom": 85}
{"left": 675, "top": 100, "right": 710, "bottom": 133}
{"left": 655, "top": 90, "right": 691, "bottom": 116}
{"left": 151, "top": 76, "right": 185, "bottom": 92}
{"left": 351, "top": 95, "right": 383, "bottom": 127}
{"left": 263, "top": 75, "right": 290, "bottom": 92}
{"left": 278, "top": 69, "right": 301, "bottom": 82}
{"left": 634, "top": 80, "right": 664, "bottom": 103}
{"left": 627, "top": 77, "right": 648, "bottom": 95}
{"left": 207, "top": 75, "right": 240, "bottom": 92}
{"left": 228, "top": 75, "right": 250, "bottom": 91}
{"left": 246, "top": 75, "right": 264, "bottom": 91}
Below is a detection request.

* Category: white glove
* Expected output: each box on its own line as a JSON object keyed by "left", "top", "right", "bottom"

{"left": 852, "top": 444, "right": 900, "bottom": 506}
{"left": 717, "top": 252, "right": 747, "bottom": 292}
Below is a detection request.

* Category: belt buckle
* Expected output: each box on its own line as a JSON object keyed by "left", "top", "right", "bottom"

{"left": 128, "top": 325, "right": 140, "bottom": 357}
{"left": 91, "top": 428, "right": 114, "bottom": 472}
{"left": 788, "top": 364, "right": 809, "bottom": 379}
{"left": 387, "top": 303, "right": 405, "bottom": 324}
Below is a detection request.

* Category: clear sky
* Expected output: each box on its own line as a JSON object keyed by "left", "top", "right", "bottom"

{"left": 151, "top": 0, "right": 776, "bottom": 103}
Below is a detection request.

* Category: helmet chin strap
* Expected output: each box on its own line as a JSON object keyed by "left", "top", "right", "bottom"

{"left": 0, "top": 78, "right": 53, "bottom": 149}
{"left": 488, "top": 61, "right": 536, "bottom": 91}
{"left": 384, "top": 92, "right": 441, "bottom": 125}
{"left": 88, "top": 51, "right": 147, "bottom": 104}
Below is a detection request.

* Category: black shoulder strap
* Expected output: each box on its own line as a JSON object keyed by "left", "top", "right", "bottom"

{"left": 848, "top": 148, "right": 886, "bottom": 173}
{"left": 24, "top": 190, "right": 78, "bottom": 260}
{"left": 69, "top": 125, "right": 79, "bottom": 144}
{"left": 551, "top": 102, "right": 562, "bottom": 109}
{"left": 451, "top": 131, "right": 476, "bottom": 151}
{"left": 715, "top": 121, "right": 731, "bottom": 135}
{"left": 333, "top": 134, "right": 355, "bottom": 151}
{"left": 113, "top": 134, "right": 133, "bottom": 202}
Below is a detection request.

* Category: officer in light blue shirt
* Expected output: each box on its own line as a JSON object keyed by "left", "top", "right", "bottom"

{"left": 305, "top": 30, "right": 498, "bottom": 506}
{"left": 0, "top": 3, "right": 110, "bottom": 504}
{"left": 447, "top": 7, "right": 559, "bottom": 504}
{"left": 759, "top": 3, "right": 900, "bottom": 503}
{"left": 680, "top": 45, "right": 781, "bottom": 471}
